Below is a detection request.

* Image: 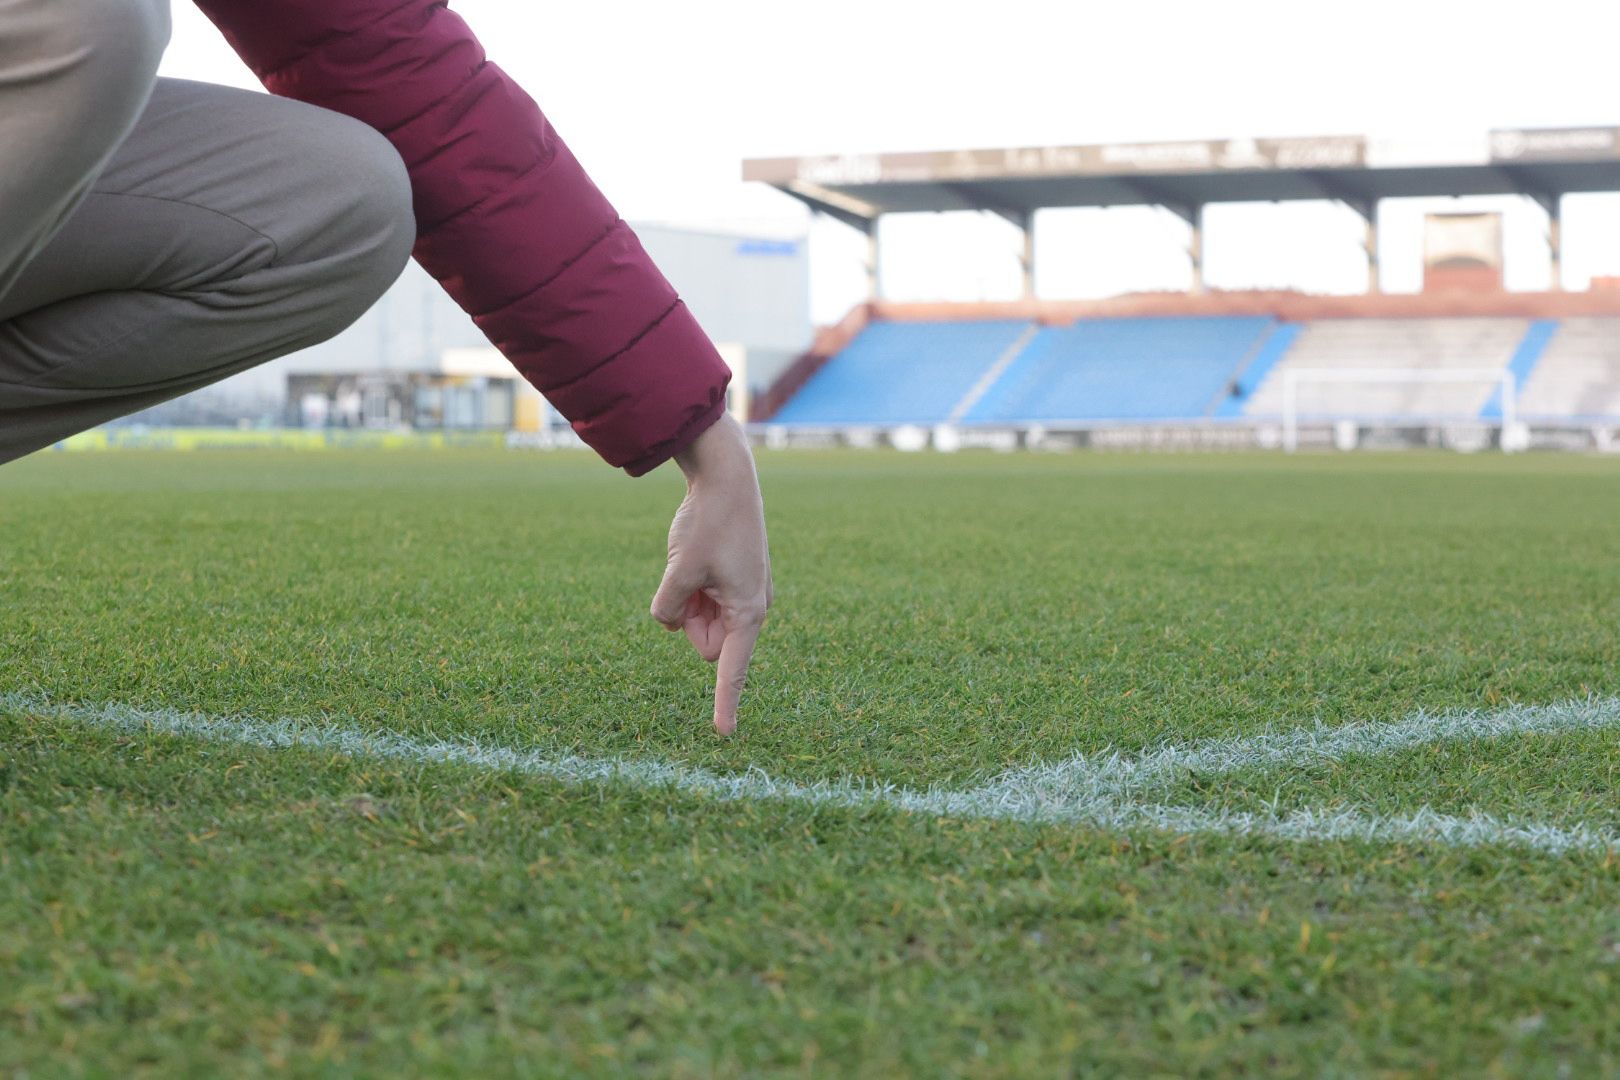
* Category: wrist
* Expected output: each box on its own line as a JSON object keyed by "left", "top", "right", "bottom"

{"left": 674, "top": 411, "right": 751, "bottom": 488}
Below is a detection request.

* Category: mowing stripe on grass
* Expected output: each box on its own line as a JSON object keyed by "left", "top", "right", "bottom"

{"left": 4, "top": 693, "right": 1618, "bottom": 854}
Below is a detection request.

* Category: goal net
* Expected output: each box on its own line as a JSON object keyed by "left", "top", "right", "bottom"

{"left": 1279, "top": 367, "right": 1521, "bottom": 452}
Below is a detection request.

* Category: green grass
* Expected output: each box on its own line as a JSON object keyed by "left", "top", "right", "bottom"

{"left": 3, "top": 448, "right": 1619, "bottom": 1076}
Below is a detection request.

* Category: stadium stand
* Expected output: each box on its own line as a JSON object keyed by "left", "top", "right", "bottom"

{"left": 749, "top": 125, "right": 1620, "bottom": 450}
{"left": 1517, "top": 317, "right": 1620, "bottom": 421}
{"left": 1214, "top": 324, "right": 1303, "bottom": 419}
{"left": 770, "top": 319, "right": 1032, "bottom": 425}
{"left": 1481, "top": 320, "right": 1559, "bottom": 421}
{"left": 757, "top": 294, "right": 1620, "bottom": 448}
{"left": 1238, "top": 318, "right": 1531, "bottom": 421}
{"left": 964, "top": 317, "right": 1274, "bottom": 423}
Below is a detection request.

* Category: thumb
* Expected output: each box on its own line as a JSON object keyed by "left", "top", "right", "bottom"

{"left": 650, "top": 558, "right": 704, "bottom": 629}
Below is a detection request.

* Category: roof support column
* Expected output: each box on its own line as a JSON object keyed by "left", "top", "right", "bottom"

{"left": 1298, "top": 172, "right": 1381, "bottom": 294}
{"left": 1546, "top": 195, "right": 1563, "bottom": 292}
{"left": 1111, "top": 180, "right": 1204, "bottom": 294}
{"left": 864, "top": 216, "right": 883, "bottom": 301}
{"left": 1017, "top": 210, "right": 1036, "bottom": 300}
{"left": 1347, "top": 199, "right": 1380, "bottom": 294}
{"left": 784, "top": 185, "right": 882, "bottom": 304}
{"left": 1511, "top": 178, "right": 1565, "bottom": 292}
{"left": 1365, "top": 209, "right": 1381, "bottom": 293}
{"left": 1188, "top": 204, "right": 1206, "bottom": 294}
{"left": 975, "top": 204, "right": 1038, "bottom": 301}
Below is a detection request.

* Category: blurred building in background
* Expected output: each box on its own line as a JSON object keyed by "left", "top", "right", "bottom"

{"left": 128, "top": 224, "right": 810, "bottom": 432}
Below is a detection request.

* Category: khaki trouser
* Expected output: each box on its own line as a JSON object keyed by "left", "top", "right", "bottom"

{"left": 0, "top": 0, "right": 415, "bottom": 463}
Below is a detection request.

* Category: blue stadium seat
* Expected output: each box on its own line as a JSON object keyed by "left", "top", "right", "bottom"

{"left": 964, "top": 316, "right": 1275, "bottom": 423}
{"left": 770, "top": 320, "right": 1032, "bottom": 425}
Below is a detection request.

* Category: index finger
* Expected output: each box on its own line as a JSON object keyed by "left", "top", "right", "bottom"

{"left": 712, "top": 619, "right": 762, "bottom": 736}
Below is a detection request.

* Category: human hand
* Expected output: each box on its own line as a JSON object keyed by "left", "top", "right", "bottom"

{"left": 650, "top": 413, "right": 772, "bottom": 734}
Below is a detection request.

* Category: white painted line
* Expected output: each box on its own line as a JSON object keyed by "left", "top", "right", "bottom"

{"left": 3, "top": 693, "right": 1617, "bottom": 855}
{"left": 978, "top": 697, "right": 1620, "bottom": 801}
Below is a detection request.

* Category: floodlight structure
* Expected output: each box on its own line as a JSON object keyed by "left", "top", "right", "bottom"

{"left": 1280, "top": 367, "right": 1519, "bottom": 453}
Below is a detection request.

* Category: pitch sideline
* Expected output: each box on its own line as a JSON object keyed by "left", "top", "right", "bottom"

{"left": 3, "top": 692, "right": 1617, "bottom": 854}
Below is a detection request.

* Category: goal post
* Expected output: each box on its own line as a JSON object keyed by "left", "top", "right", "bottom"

{"left": 1280, "top": 367, "right": 1518, "bottom": 453}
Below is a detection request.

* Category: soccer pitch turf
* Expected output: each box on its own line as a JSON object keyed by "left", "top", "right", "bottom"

{"left": 2, "top": 449, "right": 1618, "bottom": 1076}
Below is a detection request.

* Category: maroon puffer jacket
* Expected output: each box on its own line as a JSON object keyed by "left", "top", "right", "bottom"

{"left": 193, "top": 0, "right": 730, "bottom": 476}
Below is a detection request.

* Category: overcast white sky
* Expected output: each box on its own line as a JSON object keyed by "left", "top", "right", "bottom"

{"left": 162, "top": 0, "right": 1620, "bottom": 323}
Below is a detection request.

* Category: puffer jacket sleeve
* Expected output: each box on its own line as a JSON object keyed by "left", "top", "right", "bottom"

{"left": 193, "top": 0, "right": 730, "bottom": 475}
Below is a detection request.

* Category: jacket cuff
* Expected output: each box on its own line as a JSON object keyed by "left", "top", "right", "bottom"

{"left": 620, "top": 395, "right": 728, "bottom": 477}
